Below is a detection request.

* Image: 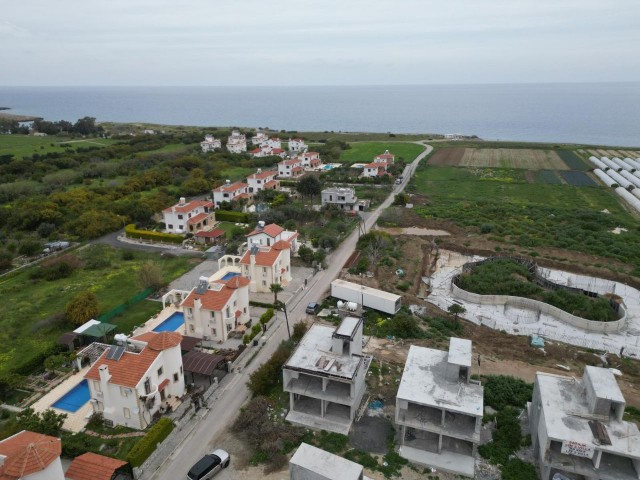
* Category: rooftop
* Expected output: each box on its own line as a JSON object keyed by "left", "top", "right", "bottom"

{"left": 448, "top": 337, "right": 472, "bottom": 367}
{"left": 162, "top": 199, "right": 212, "bottom": 214}
{"left": 290, "top": 443, "right": 363, "bottom": 480}
{"left": 322, "top": 186, "right": 355, "bottom": 195}
{"left": 213, "top": 182, "right": 247, "bottom": 193}
{"left": 536, "top": 370, "right": 640, "bottom": 457}
{"left": 396, "top": 345, "right": 483, "bottom": 417}
{"left": 332, "top": 279, "right": 401, "bottom": 302}
{"left": 0, "top": 430, "right": 61, "bottom": 479}
{"left": 181, "top": 277, "right": 250, "bottom": 312}
{"left": 247, "top": 223, "right": 284, "bottom": 238}
{"left": 584, "top": 365, "right": 625, "bottom": 404}
{"left": 247, "top": 169, "right": 277, "bottom": 180}
{"left": 239, "top": 247, "right": 283, "bottom": 267}
{"left": 65, "top": 452, "right": 127, "bottom": 480}
{"left": 284, "top": 324, "right": 365, "bottom": 380}
{"left": 334, "top": 316, "right": 361, "bottom": 339}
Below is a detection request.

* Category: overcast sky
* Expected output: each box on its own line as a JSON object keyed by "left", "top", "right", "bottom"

{"left": 1, "top": 0, "right": 639, "bottom": 86}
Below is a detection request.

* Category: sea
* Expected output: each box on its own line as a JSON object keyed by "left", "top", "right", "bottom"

{"left": 1, "top": 83, "right": 639, "bottom": 147}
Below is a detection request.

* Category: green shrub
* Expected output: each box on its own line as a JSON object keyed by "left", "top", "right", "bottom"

{"left": 500, "top": 458, "right": 538, "bottom": 480}
{"left": 316, "top": 431, "right": 348, "bottom": 453}
{"left": 478, "top": 407, "right": 522, "bottom": 465}
{"left": 127, "top": 417, "right": 174, "bottom": 467}
{"left": 483, "top": 375, "right": 533, "bottom": 410}
{"left": 215, "top": 211, "right": 250, "bottom": 223}
{"left": 124, "top": 224, "right": 184, "bottom": 244}
{"left": 259, "top": 308, "right": 274, "bottom": 325}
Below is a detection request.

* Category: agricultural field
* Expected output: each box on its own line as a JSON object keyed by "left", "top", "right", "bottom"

{"left": 408, "top": 163, "right": 640, "bottom": 274}
{"left": 0, "top": 135, "right": 120, "bottom": 159}
{"left": 0, "top": 245, "right": 198, "bottom": 381}
{"left": 559, "top": 170, "right": 598, "bottom": 187}
{"left": 429, "top": 147, "right": 572, "bottom": 170}
{"left": 339, "top": 141, "right": 425, "bottom": 164}
{"left": 587, "top": 149, "right": 640, "bottom": 159}
{"left": 534, "top": 170, "right": 562, "bottom": 185}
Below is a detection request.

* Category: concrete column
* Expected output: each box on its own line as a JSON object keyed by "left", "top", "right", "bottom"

{"left": 401, "top": 425, "right": 406, "bottom": 446}
{"left": 438, "top": 434, "right": 443, "bottom": 453}
{"left": 290, "top": 393, "right": 295, "bottom": 412}
{"left": 322, "top": 378, "right": 328, "bottom": 392}
{"left": 441, "top": 408, "right": 446, "bottom": 427}
{"left": 593, "top": 449, "right": 602, "bottom": 469}
{"left": 475, "top": 416, "right": 482, "bottom": 434}
{"left": 321, "top": 400, "right": 325, "bottom": 417}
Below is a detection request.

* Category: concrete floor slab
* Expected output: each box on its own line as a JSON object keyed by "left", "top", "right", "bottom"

{"left": 399, "top": 445, "right": 475, "bottom": 478}
{"left": 286, "top": 410, "right": 352, "bottom": 435}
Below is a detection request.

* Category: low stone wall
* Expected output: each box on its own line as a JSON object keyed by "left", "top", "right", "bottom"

{"left": 450, "top": 282, "right": 627, "bottom": 333}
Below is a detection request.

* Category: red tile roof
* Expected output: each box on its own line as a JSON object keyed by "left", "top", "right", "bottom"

{"left": 158, "top": 378, "right": 170, "bottom": 391}
{"left": 65, "top": 452, "right": 127, "bottom": 480}
{"left": 181, "top": 277, "right": 249, "bottom": 312}
{"left": 213, "top": 182, "right": 247, "bottom": 193}
{"left": 186, "top": 212, "right": 209, "bottom": 225}
{"left": 239, "top": 247, "right": 282, "bottom": 267}
{"left": 280, "top": 158, "right": 300, "bottom": 166}
{"left": 248, "top": 170, "right": 277, "bottom": 180}
{"left": 263, "top": 179, "right": 279, "bottom": 189}
{"left": 249, "top": 147, "right": 261, "bottom": 154}
{"left": 0, "top": 431, "right": 61, "bottom": 480}
{"left": 272, "top": 240, "right": 291, "bottom": 251}
{"left": 194, "top": 229, "right": 225, "bottom": 238}
{"left": 375, "top": 152, "right": 395, "bottom": 159}
{"left": 303, "top": 152, "right": 319, "bottom": 156}
{"left": 162, "top": 200, "right": 213, "bottom": 214}
{"left": 364, "top": 162, "right": 387, "bottom": 169}
{"left": 85, "top": 346, "right": 159, "bottom": 388}
{"left": 272, "top": 148, "right": 285, "bottom": 154}
{"left": 247, "top": 223, "right": 284, "bottom": 238}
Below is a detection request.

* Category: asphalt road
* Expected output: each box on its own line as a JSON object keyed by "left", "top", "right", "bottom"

{"left": 152, "top": 143, "right": 433, "bottom": 480}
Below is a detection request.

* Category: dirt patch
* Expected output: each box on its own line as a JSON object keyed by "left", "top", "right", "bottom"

{"left": 350, "top": 416, "right": 393, "bottom": 453}
{"left": 428, "top": 147, "right": 465, "bottom": 166}
{"left": 459, "top": 148, "right": 568, "bottom": 170}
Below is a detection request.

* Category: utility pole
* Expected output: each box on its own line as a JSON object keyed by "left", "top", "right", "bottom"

{"left": 282, "top": 303, "right": 291, "bottom": 339}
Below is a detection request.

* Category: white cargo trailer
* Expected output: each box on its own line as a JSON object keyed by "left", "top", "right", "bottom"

{"left": 331, "top": 278, "right": 401, "bottom": 314}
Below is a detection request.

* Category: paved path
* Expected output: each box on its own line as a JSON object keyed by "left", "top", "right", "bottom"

{"left": 151, "top": 143, "right": 433, "bottom": 480}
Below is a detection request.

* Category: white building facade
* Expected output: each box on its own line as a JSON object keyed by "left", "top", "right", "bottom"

{"left": 278, "top": 158, "right": 303, "bottom": 178}
{"left": 85, "top": 332, "right": 185, "bottom": 429}
{"left": 246, "top": 169, "right": 279, "bottom": 193}
{"left": 212, "top": 181, "right": 250, "bottom": 207}
{"left": 246, "top": 222, "right": 299, "bottom": 251}
{"left": 288, "top": 138, "right": 307, "bottom": 152}
{"left": 240, "top": 241, "right": 292, "bottom": 293}
{"left": 162, "top": 198, "right": 215, "bottom": 234}
{"left": 226, "top": 130, "right": 247, "bottom": 153}
{"left": 200, "top": 135, "right": 221, "bottom": 152}
{"left": 321, "top": 187, "right": 369, "bottom": 212}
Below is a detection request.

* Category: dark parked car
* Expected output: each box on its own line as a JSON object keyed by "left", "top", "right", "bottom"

{"left": 187, "top": 449, "right": 230, "bottom": 480}
{"left": 305, "top": 302, "right": 320, "bottom": 314}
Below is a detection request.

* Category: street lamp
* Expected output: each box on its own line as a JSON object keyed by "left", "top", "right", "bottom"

{"left": 279, "top": 302, "right": 291, "bottom": 339}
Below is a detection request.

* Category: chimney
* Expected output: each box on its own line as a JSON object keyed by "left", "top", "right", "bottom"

{"left": 257, "top": 168, "right": 262, "bottom": 174}
{"left": 99, "top": 365, "right": 111, "bottom": 383}
{"left": 225, "top": 179, "right": 231, "bottom": 184}
{"left": 258, "top": 220, "right": 265, "bottom": 229}
{"left": 179, "top": 197, "right": 186, "bottom": 205}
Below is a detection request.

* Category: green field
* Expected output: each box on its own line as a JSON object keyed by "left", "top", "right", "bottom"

{"left": 0, "top": 135, "right": 120, "bottom": 159}
{"left": 0, "top": 245, "right": 199, "bottom": 379}
{"left": 409, "top": 163, "right": 640, "bottom": 273}
{"left": 135, "top": 142, "right": 196, "bottom": 157}
{"left": 340, "top": 142, "right": 425, "bottom": 163}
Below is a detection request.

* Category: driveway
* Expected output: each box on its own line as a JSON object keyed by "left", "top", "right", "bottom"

{"left": 151, "top": 144, "right": 433, "bottom": 480}
{"left": 92, "top": 229, "right": 203, "bottom": 256}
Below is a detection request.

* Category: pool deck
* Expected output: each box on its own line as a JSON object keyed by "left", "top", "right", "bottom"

{"left": 133, "top": 304, "right": 185, "bottom": 336}
{"left": 31, "top": 367, "right": 94, "bottom": 433}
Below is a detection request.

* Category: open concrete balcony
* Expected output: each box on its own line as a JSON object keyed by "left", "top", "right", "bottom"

{"left": 397, "top": 403, "right": 479, "bottom": 442}
{"left": 286, "top": 394, "right": 352, "bottom": 435}
{"left": 546, "top": 442, "right": 640, "bottom": 480}
{"left": 285, "top": 374, "right": 352, "bottom": 406}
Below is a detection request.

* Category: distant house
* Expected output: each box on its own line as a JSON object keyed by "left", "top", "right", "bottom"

{"left": 283, "top": 317, "right": 371, "bottom": 435}
{"left": 300, "top": 151, "right": 322, "bottom": 169}
{"left": 212, "top": 181, "right": 250, "bottom": 208}
{"left": 194, "top": 228, "right": 225, "bottom": 246}
{"left": 321, "top": 187, "right": 369, "bottom": 212}
{"left": 200, "top": 134, "right": 222, "bottom": 152}
{"left": 249, "top": 144, "right": 286, "bottom": 158}
{"left": 251, "top": 132, "right": 269, "bottom": 145}
{"left": 374, "top": 150, "right": 395, "bottom": 164}
{"left": 180, "top": 276, "right": 251, "bottom": 341}
{"left": 143, "top": 129, "right": 156, "bottom": 135}
{"left": 162, "top": 198, "right": 215, "bottom": 234}
{"left": 240, "top": 240, "right": 292, "bottom": 293}
{"left": 0, "top": 430, "right": 64, "bottom": 480}
{"left": 246, "top": 169, "right": 279, "bottom": 193}
{"left": 288, "top": 138, "right": 307, "bottom": 152}
{"left": 278, "top": 158, "right": 303, "bottom": 178}
{"left": 362, "top": 162, "right": 389, "bottom": 178}
{"left": 246, "top": 221, "right": 299, "bottom": 251}
{"left": 85, "top": 332, "right": 185, "bottom": 429}
{"left": 290, "top": 443, "right": 368, "bottom": 480}
{"left": 226, "top": 130, "right": 247, "bottom": 153}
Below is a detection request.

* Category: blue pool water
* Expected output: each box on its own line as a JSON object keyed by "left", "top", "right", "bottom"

{"left": 153, "top": 312, "right": 185, "bottom": 332}
{"left": 221, "top": 272, "right": 240, "bottom": 281}
{"left": 52, "top": 379, "right": 90, "bottom": 412}
{"left": 322, "top": 165, "right": 334, "bottom": 170}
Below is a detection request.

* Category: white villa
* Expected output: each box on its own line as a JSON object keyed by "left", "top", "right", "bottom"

{"left": 180, "top": 276, "right": 251, "bottom": 342}
{"left": 161, "top": 197, "right": 215, "bottom": 234}
{"left": 240, "top": 240, "right": 292, "bottom": 293}
{"left": 226, "top": 130, "right": 247, "bottom": 153}
{"left": 200, "top": 134, "right": 221, "bottom": 153}
{"left": 374, "top": 150, "right": 395, "bottom": 164}
{"left": 283, "top": 317, "right": 371, "bottom": 435}
{"left": 278, "top": 158, "right": 303, "bottom": 178}
{"left": 249, "top": 144, "right": 286, "bottom": 158}
{"left": 212, "top": 181, "right": 250, "bottom": 207}
{"left": 251, "top": 132, "right": 269, "bottom": 145}
{"left": 321, "top": 187, "right": 369, "bottom": 212}
{"left": 85, "top": 331, "right": 185, "bottom": 429}
{"left": 246, "top": 169, "right": 279, "bottom": 193}
{"left": 300, "top": 151, "right": 322, "bottom": 169}
{"left": 288, "top": 138, "right": 307, "bottom": 152}
{"left": 246, "top": 221, "right": 299, "bottom": 251}
{"left": 0, "top": 431, "right": 64, "bottom": 480}
{"left": 362, "top": 162, "right": 389, "bottom": 178}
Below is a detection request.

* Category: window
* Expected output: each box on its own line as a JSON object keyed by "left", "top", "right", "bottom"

{"left": 226, "top": 324, "right": 232, "bottom": 332}
{"left": 233, "top": 300, "right": 237, "bottom": 307}
{"left": 177, "top": 214, "right": 183, "bottom": 219}
{"left": 262, "top": 280, "right": 267, "bottom": 286}
{"left": 168, "top": 224, "right": 173, "bottom": 229}
{"left": 180, "top": 366, "right": 183, "bottom": 374}
{"left": 173, "top": 373, "right": 179, "bottom": 382}
{"left": 123, "top": 407, "right": 131, "bottom": 419}
{"left": 189, "top": 324, "right": 194, "bottom": 332}
{"left": 157, "top": 367, "right": 164, "bottom": 377}
{"left": 120, "top": 387, "right": 128, "bottom": 397}
{"left": 210, "top": 311, "right": 215, "bottom": 318}
{"left": 188, "top": 308, "right": 193, "bottom": 314}
{"left": 243, "top": 307, "right": 247, "bottom": 313}
{"left": 212, "top": 328, "right": 217, "bottom": 336}
{"left": 262, "top": 267, "right": 267, "bottom": 274}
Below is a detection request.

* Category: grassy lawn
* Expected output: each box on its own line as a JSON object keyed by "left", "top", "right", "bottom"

{"left": 340, "top": 142, "right": 425, "bottom": 163}
{"left": 135, "top": 142, "right": 196, "bottom": 157}
{"left": 0, "top": 135, "right": 119, "bottom": 159}
{"left": 0, "top": 245, "right": 199, "bottom": 378}
{"left": 219, "top": 166, "right": 255, "bottom": 181}
{"left": 108, "top": 300, "right": 164, "bottom": 334}
{"left": 409, "top": 163, "right": 640, "bottom": 273}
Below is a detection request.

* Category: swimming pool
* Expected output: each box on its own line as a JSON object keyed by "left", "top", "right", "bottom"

{"left": 221, "top": 272, "right": 240, "bottom": 281}
{"left": 52, "top": 379, "right": 90, "bottom": 412}
{"left": 153, "top": 312, "right": 185, "bottom": 332}
{"left": 322, "top": 164, "right": 334, "bottom": 170}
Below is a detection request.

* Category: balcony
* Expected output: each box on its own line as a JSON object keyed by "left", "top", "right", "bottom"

{"left": 397, "top": 403, "right": 479, "bottom": 442}
{"left": 285, "top": 374, "right": 353, "bottom": 406}
{"left": 546, "top": 442, "right": 639, "bottom": 480}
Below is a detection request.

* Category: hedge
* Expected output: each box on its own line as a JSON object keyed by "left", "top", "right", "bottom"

{"left": 125, "top": 225, "right": 184, "bottom": 244}
{"left": 127, "top": 417, "right": 174, "bottom": 467}
{"left": 215, "top": 211, "right": 250, "bottom": 223}
{"left": 250, "top": 300, "right": 276, "bottom": 309}
{"left": 259, "top": 308, "right": 274, "bottom": 325}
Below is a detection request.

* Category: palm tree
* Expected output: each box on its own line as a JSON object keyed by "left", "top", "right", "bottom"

{"left": 270, "top": 283, "right": 284, "bottom": 307}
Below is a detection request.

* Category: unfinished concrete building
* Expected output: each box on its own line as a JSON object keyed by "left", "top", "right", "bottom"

{"left": 289, "top": 442, "right": 370, "bottom": 480}
{"left": 530, "top": 366, "right": 640, "bottom": 480}
{"left": 395, "top": 338, "right": 483, "bottom": 478}
{"left": 283, "top": 317, "right": 371, "bottom": 435}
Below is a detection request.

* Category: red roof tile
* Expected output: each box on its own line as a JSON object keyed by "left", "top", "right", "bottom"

{"left": 181, "top": 277, "right": 249, "bottom": 311}
{"left": 247, "top": 223, "right": 284, "bottom": 238}
{"left": 280, "top": 158, "right": 300, "bottom": 166}
{"left": 263, "top": 179, "right": 279, "bottom": 189}
{"left": 213, "top": 182, "right": 247, "bottom": 193}
{"left": 239, "top": 247, "right": 282, "bottom": 267}
{"left": 162, "top": 200, "right": 213, "bottom": 214}
{"left": 186, "top": 212, "right": 209, "bottom": 225}
{"left": 272, "top": 240, "right": 291, "bottom": 251}
{"left": 194, "top": 228, "right": 225, "bottom": 238}
{"left": 158, "top": 378, "right": 170, "bottom": 391}
{"left": 65, "top": 452, "right": 127, "bottom": 480}
{"left": 85, "top": 346, "right": 159, "bottom": 388}
{"left": 0, "top": 431, "right": 61, "bottom": 479}
{"left": 248, "top": 170, "right": 277, "bottom": 180}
